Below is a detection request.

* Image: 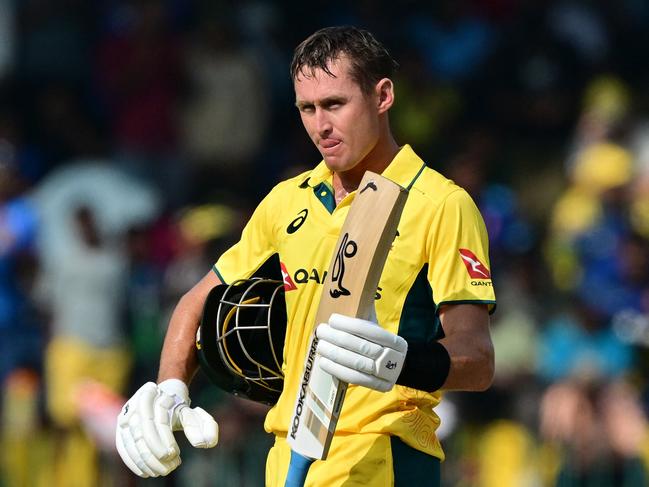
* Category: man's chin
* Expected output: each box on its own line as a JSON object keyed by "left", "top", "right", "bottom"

{"left": 323, "top": 156, "right": 354, "bottom": 173}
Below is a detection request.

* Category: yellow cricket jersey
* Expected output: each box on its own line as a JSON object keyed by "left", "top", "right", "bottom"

{"left": 214, "top": 144, "right": 496, "bottom": 462}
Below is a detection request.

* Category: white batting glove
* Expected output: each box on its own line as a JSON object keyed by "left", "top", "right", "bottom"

{"left": 316, "top": 313, "right": 408, "bottom": 392}
{"left": 115, "top": 379, "right": 219, "bottom": 478}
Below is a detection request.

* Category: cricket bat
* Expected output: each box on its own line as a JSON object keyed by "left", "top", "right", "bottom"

{"left": 284, "top": 171, "right": 408, "bottom": 486}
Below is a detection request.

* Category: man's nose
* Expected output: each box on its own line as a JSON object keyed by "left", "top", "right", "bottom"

{"left": 316, "top": 109, "right": 332, "bottom": 136}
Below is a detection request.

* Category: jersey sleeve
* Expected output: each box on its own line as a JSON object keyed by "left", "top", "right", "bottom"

{"left": 427, "top": 189, "right": 496, "bottom": 313}
{"left": 213, "top": 190, "right": 279, "bottom": 284}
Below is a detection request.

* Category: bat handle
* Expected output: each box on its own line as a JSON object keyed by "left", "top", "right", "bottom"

{"left": 284, "top": 450, "right": 314, "bottom": 487}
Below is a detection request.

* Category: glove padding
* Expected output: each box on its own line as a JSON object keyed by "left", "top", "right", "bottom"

{"left": 115, "top": 379, "right": 218, "bottom": 478}
{"left": 316, "top": 313, "right": 408, "bottom": 392}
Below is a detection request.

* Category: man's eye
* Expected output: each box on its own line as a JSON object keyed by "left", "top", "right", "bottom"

{"left": 300, "top": 105, "right": 314, "bottom": 113}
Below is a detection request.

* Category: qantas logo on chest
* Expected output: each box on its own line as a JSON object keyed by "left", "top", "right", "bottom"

{"left": 280, "top": 262, "right": 297, "bottom": 291}
{"left": 458, "top": 249, "right": 491, "bottom": 279}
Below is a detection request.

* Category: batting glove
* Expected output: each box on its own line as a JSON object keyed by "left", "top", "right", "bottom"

{"left": 115, "top": 379, "right": 218, "bottom": 478}
{"left": 316, "top": 313, "right": 408, "bottom": 392}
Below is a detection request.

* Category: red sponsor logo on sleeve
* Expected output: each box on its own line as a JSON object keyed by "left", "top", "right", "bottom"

{"left": 280, "top": 262, "right": 297, "bottom": 291}
{"left": 458, "top": 249, "right": 491, "bottom": 279}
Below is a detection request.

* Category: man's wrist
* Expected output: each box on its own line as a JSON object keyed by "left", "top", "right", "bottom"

{"left": 396, "top": 341, "right": 450, "bottom": 392}
{"left": 158, "top": 378, "right": 190, "bottom": 405}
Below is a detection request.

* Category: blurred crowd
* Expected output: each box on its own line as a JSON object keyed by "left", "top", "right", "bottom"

{"left": 2, "top": 0, "right": 649, "bottom": 486}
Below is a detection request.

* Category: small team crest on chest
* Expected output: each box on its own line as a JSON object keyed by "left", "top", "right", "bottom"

{"left": 458, "top": 248, "right": 491, "bottom": 279}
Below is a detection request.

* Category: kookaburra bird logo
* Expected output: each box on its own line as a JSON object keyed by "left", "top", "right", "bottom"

{"left": 330, "top": 233, "right": 358, "bottom": 298}
{"left": 458, "top": 249, "right": 491, "bottom": 279}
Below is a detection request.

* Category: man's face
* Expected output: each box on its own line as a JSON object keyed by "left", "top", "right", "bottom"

{"left": 294, "top": 57, "right": 381, "bottom": 174}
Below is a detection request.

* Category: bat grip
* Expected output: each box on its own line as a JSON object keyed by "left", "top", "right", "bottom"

{"left": 284, "top": 450, "right": 314, "bottom": 487}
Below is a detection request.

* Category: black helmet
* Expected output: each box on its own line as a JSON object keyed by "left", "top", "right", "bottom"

{"left": 196, "top": 278, "right": 286, "bottom": 405}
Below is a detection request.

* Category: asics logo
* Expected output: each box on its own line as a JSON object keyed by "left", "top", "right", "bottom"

{"left": 287, "top": 209, "right": 308, "bottom": 234}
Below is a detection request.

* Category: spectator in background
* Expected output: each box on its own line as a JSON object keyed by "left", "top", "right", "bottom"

{"left": 95, "top": 0, "right": 187, "bottom": 207}
{"left": 540, "top": 379, "right": 648, "bottom": 487}
{"left": 38, "top": 206, "right": 130, "bottom": 487}
{"left": 536, "top": 299, "right": 634, "bottom": 383}
{"left": 546, "top": 75, "right": 633, "bottom": 293}
{"left": 0, "top": 140, "right": 39, "bottom": 385}
{"left": 565, "top": 75, "right": 630, "bottom": 175}
{"left": 404, "top": 0, "right": 496, "bottom": 83}
{"left": 179, "top": 14, "right": 269, "bottom": 194}
{"left": 96, "top": 0, "right": 181, "bottom": 154}
{"left": 0, "top": 140, "right": 42, "bottom": 487}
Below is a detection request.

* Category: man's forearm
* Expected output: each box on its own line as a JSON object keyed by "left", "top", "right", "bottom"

{"left": 438, "top": 304, "right": 494, "bottom": 392}
{"left": 157, "top": 293, "right": 201, "bottom": 383}
{"left": 439, "top": 331, "right": 494, "bottom": 391}
{"left": 157, "top": 270, "right": 221, "bottom": 383}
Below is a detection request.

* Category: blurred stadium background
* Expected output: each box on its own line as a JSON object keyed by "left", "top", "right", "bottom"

{"left": 2, "top": 0, "right": 649, "bottom": 486}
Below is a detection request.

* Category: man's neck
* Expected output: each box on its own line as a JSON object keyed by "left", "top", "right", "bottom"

{"left": 332, "top": 136, "right": 400, "bottom": 204}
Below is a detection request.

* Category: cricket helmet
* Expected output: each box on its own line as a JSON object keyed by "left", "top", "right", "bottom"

{"left": 196, "top": 277, "right": 286, "bottom": 405}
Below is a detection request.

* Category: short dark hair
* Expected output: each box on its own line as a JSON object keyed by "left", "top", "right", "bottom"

{"left": 290, "top": 26, "right": 398, "bottom": 95}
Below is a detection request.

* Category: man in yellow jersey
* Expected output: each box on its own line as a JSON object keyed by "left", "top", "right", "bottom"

{"left": 116, "top": 26, "right": 495, "bottom": 486}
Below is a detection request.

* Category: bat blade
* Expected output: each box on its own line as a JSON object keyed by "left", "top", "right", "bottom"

{"left": 285, "top": 171, "right": 408, "bottom": 483}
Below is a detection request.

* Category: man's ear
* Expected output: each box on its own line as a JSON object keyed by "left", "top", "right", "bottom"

{"left": 375, "top": 78, "right": 395, "bottom": 114}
